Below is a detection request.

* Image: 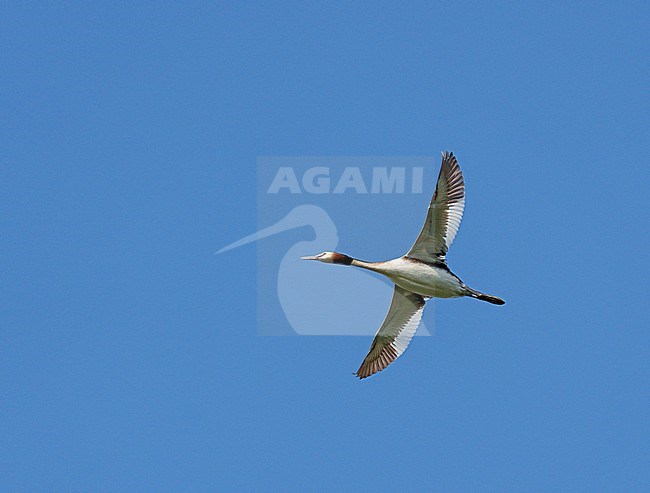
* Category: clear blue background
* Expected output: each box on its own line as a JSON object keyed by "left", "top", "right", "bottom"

{"left": 2, "top": 2, "right": 648, "bottom": 491}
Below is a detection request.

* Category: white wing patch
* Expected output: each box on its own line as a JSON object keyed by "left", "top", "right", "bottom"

{"left": 355, "top": 286, "right": 426, "bottom": 379}
{"left": 406, "top": 151, "right": 465, "bottom": 262}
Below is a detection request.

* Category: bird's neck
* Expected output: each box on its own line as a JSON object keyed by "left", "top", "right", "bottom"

{"left": 330, "top": 252, "right": 382, "bottom": 273}
{"left": 350, "top": 258, "right": 382, "bottom": 273}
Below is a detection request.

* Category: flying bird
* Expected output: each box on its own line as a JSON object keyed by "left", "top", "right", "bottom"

{"left": 302, "top": 151, "right": 505, "bottom": 379}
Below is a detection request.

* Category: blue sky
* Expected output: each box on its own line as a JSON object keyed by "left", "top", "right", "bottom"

{"left": 2, "top": 2, "right": 648, "bottom": 491}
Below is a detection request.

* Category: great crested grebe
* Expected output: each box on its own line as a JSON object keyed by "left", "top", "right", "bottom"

{"left": 302, "top": 151, "right": 505, "bottom": 379}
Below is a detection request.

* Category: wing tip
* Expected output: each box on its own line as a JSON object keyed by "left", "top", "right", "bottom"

{"left": 354, "top": 363, "right": 376, "bottom": 380}
{"left": 354, "top": 345, "right": 398, "bottom": 379}
{"left": 440, "top": 150, "right": 458, "bottom": 166}
{"left": 354, "top": 371, "right": 368, "bottom": 380}
{"left": 353, "top": 364, "right": 384, "bottom": 380}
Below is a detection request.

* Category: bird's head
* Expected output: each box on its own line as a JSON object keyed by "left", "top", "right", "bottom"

{"left": 301, "top": 251, "right": 353, "bottom": 265}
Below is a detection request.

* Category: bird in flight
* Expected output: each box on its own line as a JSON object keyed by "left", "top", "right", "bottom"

{"left": 301, "top": 151, "right": 505, "bottom": 379}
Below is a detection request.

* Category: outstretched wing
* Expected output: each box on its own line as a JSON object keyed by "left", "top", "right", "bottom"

{"left": 406, "top": 151, "right": 465, "bottom": 262}
{"left": 355, "top": 285, "right": 426, "bottom": 379}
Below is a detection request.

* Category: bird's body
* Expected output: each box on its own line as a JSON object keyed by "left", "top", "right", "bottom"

{"left": 302, "top": 151, "right": 505, "bottom": 378}
{"left": 352, "top": 257, "right": 465, "bottom": 299}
